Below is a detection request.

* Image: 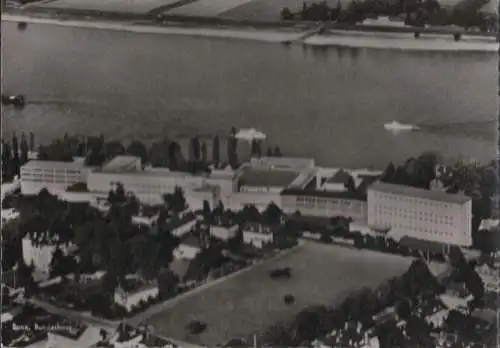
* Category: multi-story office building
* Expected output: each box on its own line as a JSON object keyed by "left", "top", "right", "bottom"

{"left": 20, "top": 159, "right": 88, "bottom": 195}
{"left": 367, "top": 182, "right": 472, "bottom": 246}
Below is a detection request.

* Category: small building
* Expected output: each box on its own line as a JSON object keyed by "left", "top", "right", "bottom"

{"left": 173, "top": 235, "right": 202, "bottom": 260}
{"left": 210, "top": 223, "right": 239, "bottom": 241}
{"left": 113, "top": 276, "right": 159, "bottom": 312}
{"left": 46, "top": 317, "right": 102, "bottom": 348}
{"left": 242, "top": 222, "right": 273, "bottom": 248}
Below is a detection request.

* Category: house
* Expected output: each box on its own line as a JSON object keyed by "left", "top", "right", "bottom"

{"left": 242, "top": 222, "right": 273, "bottom": 248}
{"left": 173, "top": 234, "right": 202, "bottom": 260}
{"left": 46, "top": 317, "right": 102, "bottom": 348}
{"left": 210, "top": 223, "right": 239, "bottom": 241}
{"left": 113, "top": 276, "right": 159, "bottom": 312}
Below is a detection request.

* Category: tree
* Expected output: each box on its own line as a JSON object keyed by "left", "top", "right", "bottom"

{"left": 2, "top": 141, "right": 12, "bottom": 181}
{"left": 228, "top": 128, "right": 239, "bottom": 169}
{"left": 104, "top": 141, "right": 125, "bottom": 160}
{"left": 191, "top": 136, "right": 201, "bottom": 162}
{"left": 148, "top": 139, "right": 170, "bottom": 168}
{"left": 157, "top": 268, "right": 179, "bottom": 299}
{"left": 29, "top": 132, "right": 35, "bottom": 152}
{"left": 381, "top": 162, "right": 397, "bottom": 183}
{"left": 201, "top": 142, "right": 208, "bottom": 163}
{"left": 126, "top": 140, "right": 148, "bottom": 165}
{"left": 266, "top": 147, "right": 273, "bottom": 157}
{"left": 163, "top": 186, "right": 187, "bottom": 213}
{"left": 281, "top": 7, "right": 294, "bottom": 20}
{"left": 20, "top": 133, "right": 29, "bottom": 165}
{"left": 212, "top": 135, "right": 220, "bottom": 166}
{"left": 168, "top": 141, "right": 184, "bottom": 171}
{"left": 263, "top": 202, "right": 283, "bottom": 226}
{"left": 273, "top": 146, "right": 282, "bottom": 157}
{"left": 251, "top": 139, "right": 262, "bottom": 157}
{"left": 202, "top": 200, "right": 212, "bottom": 222}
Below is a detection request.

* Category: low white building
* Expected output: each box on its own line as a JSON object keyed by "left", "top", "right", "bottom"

{"left": 114, "top": 284, "right": 159, "bottom": 312}
{"left": 22, "top": 234, "right": 74, "bottom": 274}
{"left": 243, "top": 223, "right": 273, "bottom": 248}
{"left": 87, "top": 156, "right": 234, "bottom": 205}
{"left": 167, "top": 216, "right": 198, "bottom": 238}
{"left": 210, "top": 224, "right": 239, "bottom": 241}
{"left": 20, "top": 158, "right": 89, "bottom": 195}
{"left": 173, "top": 235, "right": 202, "bottom": 260}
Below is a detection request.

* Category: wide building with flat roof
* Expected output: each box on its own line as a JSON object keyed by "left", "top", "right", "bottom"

{"left": 87, "top": 156, "right": 234, "bottom": 205}
{"left": 367, "top": 182, "right": 472, "bottom": 247}
{"left": 20, "top": 159, "right": 89, "bottom": 195}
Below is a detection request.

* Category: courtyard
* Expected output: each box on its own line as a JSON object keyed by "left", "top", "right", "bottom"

{"left": 145, "top": 241, "right": 414, "bottom": 346}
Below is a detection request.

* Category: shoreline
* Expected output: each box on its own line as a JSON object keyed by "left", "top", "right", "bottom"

{"left": 3, "top": 13, "right": 498, "bottom": 52}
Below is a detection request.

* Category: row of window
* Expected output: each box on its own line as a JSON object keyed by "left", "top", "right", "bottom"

{"left": 22, "top": 177, "right": 81, "bottom": 184}
{"left": 371, "top": 219, "right": 455, "bottom": 237}
{"left": 371, "top": 193, "right": 457, "bottom": 209}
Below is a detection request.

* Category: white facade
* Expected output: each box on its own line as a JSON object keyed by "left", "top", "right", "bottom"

{"left": 171, "top": 219, "right": 198, "bottom": 237}
{"left": 367, "top": 183, "right": 472, "bottom": 246}
{"left": 210, "top": 225, "right": 239, "bottom": 241}
{"left": 114, "top": 285, "right": 159, "bottom": 312}
{"left": 243, "top": 230, "right": 273, "bottom": 248}
{"left": 173, "top": 244, "right": 201, "bottom": 260}
{"left": 22, "top": 236, "right": 73, "bottom": 274}
{"left": 20, "top": 160, "right": 88, "bottom": 195}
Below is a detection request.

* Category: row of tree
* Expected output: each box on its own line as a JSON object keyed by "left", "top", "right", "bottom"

{"left": 33, "top": 130, "right": 283, "bottom": 173}
{"left": 280, "top": 0, "right": 497, "bottom": 32}
{"left": 2, "top": 132, "right": 35, "bottom": 181}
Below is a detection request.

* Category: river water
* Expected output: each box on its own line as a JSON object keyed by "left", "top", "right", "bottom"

{"left": 1, "top": 21, "right": 497, "bottom": 168}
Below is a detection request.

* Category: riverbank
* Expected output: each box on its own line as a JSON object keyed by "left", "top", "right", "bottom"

{"left": 3, "top": 11, "right": 498, "bottom": 52}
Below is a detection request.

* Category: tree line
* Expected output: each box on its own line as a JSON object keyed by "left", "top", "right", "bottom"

{"left": 9, "top": 129, "right": 283, "bottom": 176}
{"left": 2, "top": 132, "right": 35, "bottom": 182}
{"left": 280, "top": 0, "right": 497, "bottom": 33}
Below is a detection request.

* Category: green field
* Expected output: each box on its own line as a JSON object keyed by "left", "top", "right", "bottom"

{"left": 146, "top": 241, "right": 414, "bottom": 346}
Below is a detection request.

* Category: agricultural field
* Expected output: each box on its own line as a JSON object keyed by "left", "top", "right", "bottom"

{"left": 146, "top": 241, "right": 414, "bottom": 346}
{"left": 34, "top": 0, "right": 184, "bottom": 14}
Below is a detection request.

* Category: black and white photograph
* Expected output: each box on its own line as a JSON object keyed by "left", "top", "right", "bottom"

{"left": 1, "top": 0, "right": 498, "bottom": 346}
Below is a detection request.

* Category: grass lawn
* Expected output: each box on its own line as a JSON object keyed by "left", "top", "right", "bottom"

{"left": 146, "top": 241, "right": 414, "bottom": 346}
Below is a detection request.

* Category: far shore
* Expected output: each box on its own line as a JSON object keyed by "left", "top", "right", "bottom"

{"left": 2, "top": 11, "right": 498, "bottom": 52}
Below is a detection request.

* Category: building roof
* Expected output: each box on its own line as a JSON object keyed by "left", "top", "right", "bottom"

{"left": 101, "top": 156, "right": 141, "bottom": 173}
{"left": 180, "top": 234, "right": 202, "bottom": 248}
{"left": 280, "top": 187, "right": 366, "bottom": 201}
{"left": 22, "top": 159, "right": 85, "bottom": 171}
{"left": 249, "top": 156, "right": 315, "bottom": 170}
{"left": 398, "top": 236, "right": 461, "bottom": 254}
{"left": 238, "top": 167, "right": 300, "bottom": 188}
{"left": 326, "top": 169, "right": 351, "bottom": 184}
{"left": 369, "top": 182, "right": 471, "bottom": 204}
{"left": 169, "top": 259, "right": 192, "bottom": 280}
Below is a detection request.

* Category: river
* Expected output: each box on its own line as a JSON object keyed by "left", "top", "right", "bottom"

{"left": 1, "top": 21, "right": 497, "bottom": 168}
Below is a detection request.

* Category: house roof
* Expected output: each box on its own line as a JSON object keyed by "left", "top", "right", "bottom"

{"left": 326, "top": 169, "right": 351, "bottom": 184}
{"left": 101, "top": 156, "right": 141, "bottom": 173}
{"left": 238, "top": 167, "right": 300, "bottom": 188}
{"left": 169, "top": 259, "right": 191, "bottom": 280}
{"left": 369, "top": 182, "right": 471, "bottom": 204}
{"left": 180, "top": 235, "right": 202, "bottom": 248}
{"left": 22, "top": 159, "right": 84, "bottom": 171}
{"left": 398, "top": 236, "right": 460, "bottom": 255}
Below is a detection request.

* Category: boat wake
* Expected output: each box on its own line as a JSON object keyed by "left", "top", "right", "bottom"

{"left": 385, "top": 119, "right": 495, "bottom": 141}
{"left": 384, "top": 120, "right": 419, "bottom": 132}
